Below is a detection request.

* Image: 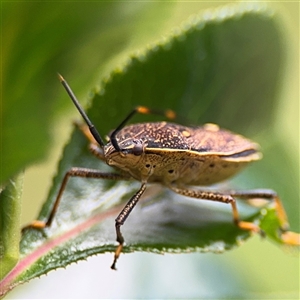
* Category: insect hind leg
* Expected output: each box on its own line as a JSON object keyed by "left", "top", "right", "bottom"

{"left": 229, "top": 189, "right": 300, "bottom": 245}
{"left": 169, "top": 185, "right": 262, "bottom": 233}
{"left": 168, "top": 185, "right": 299, "bottom": 245}
{"left": 230, "top": 189, "right": 287, "bottom": 226}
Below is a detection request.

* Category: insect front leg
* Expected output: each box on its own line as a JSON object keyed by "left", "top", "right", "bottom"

{"left": 23, "top": 168, "right": 130, "bottom": 231}
{"left": 111, "top": 183, "right": 147, "bottom": 270}
{"left": 76, "top": 122, "right": 106, "bottom": 161}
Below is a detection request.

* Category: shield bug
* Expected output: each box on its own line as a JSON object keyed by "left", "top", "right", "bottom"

{"left": 25, "top": 75, "right": 300, "bottom": 270}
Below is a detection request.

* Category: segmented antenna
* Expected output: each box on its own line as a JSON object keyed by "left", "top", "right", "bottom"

{"left": 58, "top": 74, "right": 105, "bottom": 148}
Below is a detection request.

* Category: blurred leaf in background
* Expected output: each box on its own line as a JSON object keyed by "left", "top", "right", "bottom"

{"left": 0, "top": 174, "right": 23, "bottom": 280}
{"left": 2, "top": 1, "right": 179, "bottom": 183}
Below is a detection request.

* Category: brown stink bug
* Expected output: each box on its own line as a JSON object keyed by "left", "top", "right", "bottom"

{"left": 25, "top": 75, "right": 300, "bottom": 270}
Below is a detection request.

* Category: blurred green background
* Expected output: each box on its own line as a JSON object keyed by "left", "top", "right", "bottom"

{"left": 2, "top": 1, "right": 299, "bottom": 298}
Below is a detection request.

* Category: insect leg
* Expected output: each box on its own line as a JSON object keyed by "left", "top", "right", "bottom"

{"left": 170, "top": 185, "right": 300, "bottom": 245}
{"left": 23, "top": 168, "right": 130, "bottom": 231}
{"left": 111, "top": 183, "right": 147, "bottom": 270}
{"left": 76, "top": 121, "right": 99, "bottom": 145}
{"left": 74, "top": 122, "right": 107, "bottom": 161}
{"left": 230, "top": 189, "right": 300, "bottom": 245}
{"left": 168, "top": 185, "right": 262, "bottom": 234}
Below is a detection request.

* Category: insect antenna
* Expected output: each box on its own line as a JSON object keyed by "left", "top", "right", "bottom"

{"left": 110, "top": 106, "right": 176, "bottom": 152}
{"left": 58, "top": 74, "right": 105, "bottom": 148}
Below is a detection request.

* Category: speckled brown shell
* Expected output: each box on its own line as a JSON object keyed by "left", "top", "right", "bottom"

{"left": 112, "top": 122, "right": 260, "bottom": 158}
{"left": 105, "top": 122, "right": 261, "bottom": 185}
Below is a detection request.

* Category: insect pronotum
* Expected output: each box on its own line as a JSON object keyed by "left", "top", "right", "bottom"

{"left": 25, "top": 74, "right": 300, "bottom": 270}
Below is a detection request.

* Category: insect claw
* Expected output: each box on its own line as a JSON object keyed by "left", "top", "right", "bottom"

{"left": 111, "top": 244, "right": 123, "bottom": 270}
{"left": 110, "top": 260, "right": 117, "bottom": 270}
{"left": 22, "top": 221, "right": 49, "bottom": 239}
{"left": 279, "top": 222, "right": 290, "bottom": 233}
{"left": 259, "top": 229, "right": 266, "bottom": 239}
{"left": 237, "top": 221, "right": 261, "bottom": 234}
{"left": 22, "top": 220, "right": 47, "bottom": 232}
{"left": 280, "top": 231, "right": 300, "bottom": 246}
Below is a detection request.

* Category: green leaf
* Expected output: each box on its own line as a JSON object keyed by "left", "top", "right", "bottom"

{"left": 88, "top": 7, "right": 283, "bottom": 136}
{"left": 0, "top": 173, "right": 23, "bottom": 280}
{"left": 1, "top": 1, "right": 176, "bottom": 183}
{"left": 1, "top": 4, "right": 298, "bottom": 297}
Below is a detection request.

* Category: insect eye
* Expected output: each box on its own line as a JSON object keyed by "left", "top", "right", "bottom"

{"left": 132, "top": 142, "right": 144, "bottom": 156}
